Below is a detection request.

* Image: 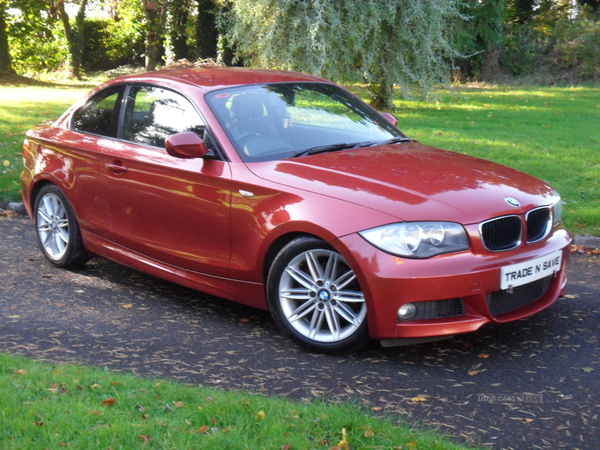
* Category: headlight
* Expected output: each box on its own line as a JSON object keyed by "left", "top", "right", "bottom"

{"left": 552, "top": 196, "right": 563, "bottom": 227}
{"left": 359, "top": 222, "right": 470, "bottom": 258}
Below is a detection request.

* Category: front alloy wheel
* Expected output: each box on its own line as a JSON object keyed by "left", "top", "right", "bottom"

{"left": 267, "top": 237, "right": 369, "bottom": 353}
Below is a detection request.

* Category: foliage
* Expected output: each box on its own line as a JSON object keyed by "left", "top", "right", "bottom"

{"left": 223, "top": 0, "right": 463, "bottom": 108}
{"left": 196, "top": 0, "right": 218, "bottom": 60}
{"left": 453, "top": 0, "right": 506, "bottom": 82}
{"left": 168, "top": 0, "right": 191, "bottom": 60}
{"left": 0, "top": 353, "right": 472, "bottom": 450}
{"left": 0, "top": 0, "right": 14, "bottom": 74}
{"left": 56, "top": 0, "right": 89, "bottom": 78}
{"left": 501, "top": 15, "right": 600, "bottom": 82}
{"left": 107, "top": 1, "right": 146, "bottom": 67}
{"left": 5, "top": 2, "right": 69, "bottom": 74}
{"left": 82, "top": 19, "right": 144, "bottom": 71}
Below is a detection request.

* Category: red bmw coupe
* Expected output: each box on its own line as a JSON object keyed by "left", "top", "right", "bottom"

{"left": 21, "top": 68, "right": 571, "bottom": 352}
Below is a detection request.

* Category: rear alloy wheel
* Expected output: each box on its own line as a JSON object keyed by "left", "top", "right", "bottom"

{"left": 33, "top": 184, "right": 89, "bottom": 268}
{"left": 267, "top": 237, "right": 369, "bottom": 353}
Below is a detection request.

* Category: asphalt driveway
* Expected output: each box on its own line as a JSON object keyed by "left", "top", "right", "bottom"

{"left": 1, "top": 215, "right": 598, "bottom": 449}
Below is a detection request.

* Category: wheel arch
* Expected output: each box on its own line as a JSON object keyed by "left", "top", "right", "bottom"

{"left": 29, "top": 179, "right": 57, "bottom": 214}
{"left": 263, "top": 232, "right": 325, "bottom": 289}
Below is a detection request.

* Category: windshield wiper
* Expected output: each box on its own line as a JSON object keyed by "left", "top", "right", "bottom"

{"left": 293, "top": 142, "right": 359, "bottom": 158}
{"left": 365, "top": 136, "right": 412, "bottom": 147}
{"left": 293, "top": 136, "right": 412, "bottom": 158}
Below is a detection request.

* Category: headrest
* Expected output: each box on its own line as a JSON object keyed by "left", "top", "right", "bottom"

{"left": 230, "top": 92, "right": 265, "bottom": 120}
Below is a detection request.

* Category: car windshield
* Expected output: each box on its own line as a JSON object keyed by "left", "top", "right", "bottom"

{"left": 205, "top": 82, "right": 407, "bottom": 162}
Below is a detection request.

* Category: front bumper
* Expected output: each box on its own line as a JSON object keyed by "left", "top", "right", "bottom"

{"left": 336, "top": 228, "right": 571, "bottom": 340}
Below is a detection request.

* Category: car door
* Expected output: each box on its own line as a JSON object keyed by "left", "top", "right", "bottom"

{"left": 102, "top": 85, "right": 232, "bottom": 278}
{"left": 68, "top": 85, "right": 126, "bottom": 240}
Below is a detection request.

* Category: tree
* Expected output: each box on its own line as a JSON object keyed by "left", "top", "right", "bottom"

{"left": 169, "top": 0, "right": 191, "bottom": 60}
{"left": 55, "top": 0, "right": 88, "bottom": 78}
{"left": 578, "top": 0, "right": 600, "bottom": 15}
{"left": 454, "top": 0, "right": 506, "bottom": 81}
{"left": 223, "top": 0, "right": 462, "bottom": 108}
{"left": 144, "top": 0, "right": 167, "bottom": 70}
{"left": 507, "top": 0, "right": 538, "bottom": 23}
{"left": 196, "top": 0, "right": 217, "bottom": 59}
{"left": 0, "top": 0, "right": 14, "bottom": 75}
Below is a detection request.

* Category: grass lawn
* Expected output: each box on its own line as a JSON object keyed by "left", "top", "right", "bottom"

{"left": 0, "top": 82, "right": 92, "bottom": 204}
{"left": 387, "top": 85, "right": 599, "bottom": 236}
{"left": 0, "top": 353, "right": 473, "bottom": 450}
{"left": 1, "top": 79, "right": 598, "bottom": 235}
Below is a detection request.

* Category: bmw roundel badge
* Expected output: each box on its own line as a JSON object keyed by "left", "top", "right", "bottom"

{"left": 505, "top": 197, "right": 521, "bottom": 207}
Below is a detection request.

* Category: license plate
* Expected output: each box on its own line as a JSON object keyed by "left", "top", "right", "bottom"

{"left": 500, "top": 250, "right": 562, "bottom": 290}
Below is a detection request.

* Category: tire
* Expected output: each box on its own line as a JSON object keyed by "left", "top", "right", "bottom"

{"left": 267, "top": 237, "right": 369, "bottom": 353}
{"left": 33, "top": 184, "right": 89, "bottom": 268}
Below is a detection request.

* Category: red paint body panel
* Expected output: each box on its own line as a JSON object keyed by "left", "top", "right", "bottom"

{"left": 21, "top": 67, "right": 572, "bottom": 344}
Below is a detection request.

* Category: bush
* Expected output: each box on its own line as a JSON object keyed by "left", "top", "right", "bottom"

{"left": 500, "top": 17, "right": 600, "bottom": 83}
{"left": 7, "top": 19, "right": 69, "bottom": 74}
{"left": 82, "top": 19, "right": 144, "bottom": 72}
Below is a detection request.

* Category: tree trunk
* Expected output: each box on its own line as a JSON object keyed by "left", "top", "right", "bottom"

{"left": 145, "top": 0, "right": 167, "bottom": 70}
{"left": 56, "top": 0, "right": 88, "bottom": 78}
{"left": 368, "top": 80, "right": 394, "bottom": 111}
{"left": 0, "top": 0, "right": 15, "bottom": 75}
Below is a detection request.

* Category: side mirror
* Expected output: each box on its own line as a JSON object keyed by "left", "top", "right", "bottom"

{"left": 381, "top": 112, "right": 398, "bottom": 127}
{"left": 166, "top": 131, "right": 211, "bottom": 159}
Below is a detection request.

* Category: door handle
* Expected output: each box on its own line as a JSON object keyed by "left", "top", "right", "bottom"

{"left": 105, "top": 162, "right": 128, "bottom": 175}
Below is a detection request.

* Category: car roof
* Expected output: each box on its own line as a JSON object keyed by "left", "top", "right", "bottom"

{"left": 108, "top": 67, "right": 330, "bottom": 92}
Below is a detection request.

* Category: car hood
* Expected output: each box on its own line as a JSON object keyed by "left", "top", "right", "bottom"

{"left": 247, "top": 142, "right": 557, "bottom": 224}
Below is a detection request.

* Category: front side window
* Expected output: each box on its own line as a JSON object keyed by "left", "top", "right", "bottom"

{"left": 123, "top": 86, "right": 205, "bottom": 149}
{"left": 72, "top": 87, "right": 124, "bottom": 137}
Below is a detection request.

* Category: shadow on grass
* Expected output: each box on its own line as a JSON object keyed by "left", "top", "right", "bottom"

{"left": 0, "top": 73, "right": 60, "bottom": 87}
{"left": 0, "top": 73, "right": 99, "bottom": 88}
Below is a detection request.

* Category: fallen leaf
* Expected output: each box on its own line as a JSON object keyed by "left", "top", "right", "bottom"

{"left": 196, "top": 425, "right": 210, "bottom": 433}
{"left": 16, "top": 369, "right": 26, "bottom": 375}
{"left": 139, "top": 435, "right": 153, "bottom": 443}
{"left": 175, "top": 401, "right": 186, "bottom": 408}
{"left": 102, "top": 397, "right": 117, "bottom": 407}
{"left": 411, "top": 396, "right": 427, "bottom": 402}
{"left": 478, "top": 353, "right": 490, "bottom": 359}
{"left": 256, "top": 410, "right": 266, "bottom": 421}
{"left": 337, "top": 427, "right": 350, "bottom": 450}
{"left": 582, "top": 367, "right": 594, "bottom": 373}
{"left": 364, "top": 427, "right": 375, "bottom": 438}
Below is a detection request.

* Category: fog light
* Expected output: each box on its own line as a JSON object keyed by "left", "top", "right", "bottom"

{"left": 398, "top": 303, "right": 417, "bottom": 320}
